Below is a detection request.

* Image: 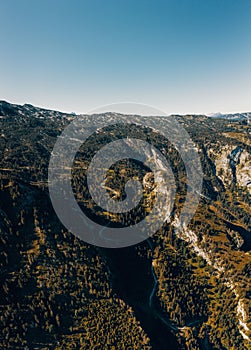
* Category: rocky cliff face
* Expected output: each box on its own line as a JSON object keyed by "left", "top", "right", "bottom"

{"left": 209, "top": 144, "right": 251, "bottom": 194}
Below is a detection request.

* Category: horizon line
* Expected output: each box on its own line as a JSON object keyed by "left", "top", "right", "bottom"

{"left": 1, "top": 99, "right": 250, "bottom": 117}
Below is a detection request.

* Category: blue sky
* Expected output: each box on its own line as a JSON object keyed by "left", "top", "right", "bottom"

{"left": 0, "top": 0, "right": 251, "bottom": 114}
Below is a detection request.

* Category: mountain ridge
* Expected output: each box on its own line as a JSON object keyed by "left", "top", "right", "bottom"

{"left": 0, "top": 100, "right": 250, "bottom": 121}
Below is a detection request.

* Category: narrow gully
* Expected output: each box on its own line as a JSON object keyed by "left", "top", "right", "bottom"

{"left": 101, "top": 241, "right": 179, "bottom": 350}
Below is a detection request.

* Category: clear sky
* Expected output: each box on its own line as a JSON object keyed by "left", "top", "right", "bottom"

{"left": 1, "top": 0, "right": 251, "bottom": 115}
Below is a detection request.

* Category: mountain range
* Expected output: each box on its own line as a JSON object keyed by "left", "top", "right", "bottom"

{"left": 0, "top": 101, "right": 250, "bottom": 349}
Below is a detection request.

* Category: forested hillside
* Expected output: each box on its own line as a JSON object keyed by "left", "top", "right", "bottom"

{"left": 0, "top": 101, "right": 250, "bottom": 349}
